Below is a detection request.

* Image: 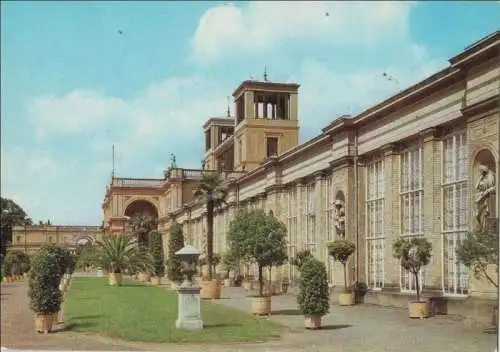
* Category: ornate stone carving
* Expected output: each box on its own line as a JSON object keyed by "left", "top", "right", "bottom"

{"left": 334, "top": 199, "right": 346, "bottom": 238}
{"left": 475, "top": 164, "right": 496, "bottom": 231}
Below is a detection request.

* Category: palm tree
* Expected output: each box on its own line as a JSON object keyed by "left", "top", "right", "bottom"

{"left": 193, "top": 171, "right": 227, "bottom": 280}
{"left": 93, "top": 235, "right": 152, "bottom": 276}
{"left": 128, "top": 212, "right": 157, "bottom": 248}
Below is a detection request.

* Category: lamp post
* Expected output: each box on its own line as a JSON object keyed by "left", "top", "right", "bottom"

{"left": 175, "top": 244, "right": 203, "bottom": 331}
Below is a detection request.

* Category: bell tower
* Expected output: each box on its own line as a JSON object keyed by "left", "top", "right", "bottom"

{"left": 232, "top": 78, "right": 300, "bottom": 172}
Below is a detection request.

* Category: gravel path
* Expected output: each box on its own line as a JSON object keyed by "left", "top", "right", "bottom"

{"left": 1, "top": 279, "right": 497, "bottom": 352}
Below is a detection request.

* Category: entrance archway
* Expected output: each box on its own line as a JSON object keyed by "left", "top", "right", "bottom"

{"left": 124, "top": 200, "right": 159, "bottom": 247}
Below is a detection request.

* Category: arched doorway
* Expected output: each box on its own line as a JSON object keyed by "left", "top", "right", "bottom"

{"left": 124, "top": 200, "right": 159, "bottom": 247}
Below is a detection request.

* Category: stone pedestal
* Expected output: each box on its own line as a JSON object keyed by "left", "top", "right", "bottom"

{"left": 175, "top": 284, "right": 203, "bottom": 331}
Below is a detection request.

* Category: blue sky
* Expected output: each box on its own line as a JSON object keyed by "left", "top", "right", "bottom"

{"left": 1, "top": 1, "right": 499, "bottom": 225}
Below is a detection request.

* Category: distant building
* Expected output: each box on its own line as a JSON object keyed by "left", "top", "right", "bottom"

{"left": 102, "top": 32, "right": 500, "bottom": 325}
{"left": 10, "top": 224, "right": 103, "bottom": 254}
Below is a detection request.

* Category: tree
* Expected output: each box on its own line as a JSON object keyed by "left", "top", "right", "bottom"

{"left": 327, "top": 239, "right": 355, "bottom": 293}
{"left": 92, "top": 235, "right": 152, "bottom": 275}
{"left": 297, "top": 257, "right": 330, "bottom": 317}
{"left": 456, "top": 229, "right": 498, "bottom": 288}
{"left": 0, "top": 197, "right": 31, "bottom": 258}
{"left": 227, "top": 209, "right": 288, "bottom": 297}
{"left": 149, "top": 230, "right": 165, "bottom": 278}
{"left": 290, "top": 249, "right": 313, "bottom": 270}
{"left": 221, "top": 251, "right": 239, "bottom": 279}
{"left": 167, "top": 221, "right": 184, "bottom": 282}
{"left": 393, "top": 237, "right": 432, "bottom": 303}
{"left": 3, "top": 249, "right": 30, "bottom": 276}
{"left": 193, "top": 171, "right": 227, "bottom": 281}
{"left": 129, "top": 212, "right": 157, "bottom": 248}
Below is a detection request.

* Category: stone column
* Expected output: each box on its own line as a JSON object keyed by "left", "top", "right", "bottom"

{"left": 315, "top": 171, "right": 327, "bottom": 261}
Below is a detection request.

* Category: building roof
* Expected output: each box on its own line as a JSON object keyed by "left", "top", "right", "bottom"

{"left": 202, "top": 116, "right": 236, "bottom": 130}
{"left": 232, "top": 80, "right": 300, "bottom": 100}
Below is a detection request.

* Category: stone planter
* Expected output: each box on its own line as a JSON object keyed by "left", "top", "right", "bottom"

{"left": 138, "top": 272, "right": 150, "bottom": 282}
{"left": 251, "top": 296, "right": 271, "bottom": 316}
{"left": 304, "top": 315, "right": 322, "bottom": 329}
{"left": 223, "top": 278, "right": 233, "bottom": 287}
{"left": 150, "top": 276, "right": 161, "bottom": 285}
{"left": 108, "top": 273, "right": 123, "bottom": 286}
{"left": 408, "top": 301, "right": 430, "bottom": 319}
{"left": 338, "top": 292, "right": 354, "bottom": 306}
{"left": 243, "top": 280, "right": 253, "bottom": 291}
{"left": 35, "top": 314, "right": 54, "bottom": 334}
{"left": 200, "top": 280, "right": 221, "bottom": 299}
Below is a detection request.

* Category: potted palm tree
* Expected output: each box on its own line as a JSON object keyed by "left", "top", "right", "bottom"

{"left": 297, "top": 257, "right": 330, "bottom": 329}
{"left": 93, "top": 235, "right": 152, "bottom": 286}
{"left": 193, "top": 171, "right": 227, "bottom": 300}
{"left": 28, "top": 247, "right": 62, "bottom": 334}
{"left": 227, "top": 209, "right": 287, "bottom": 315}
{"left": 393, "top": 236, "right": 432, "bottom": 319}
{"left": 327, "top": 239, "right": 356, "bottom": 306}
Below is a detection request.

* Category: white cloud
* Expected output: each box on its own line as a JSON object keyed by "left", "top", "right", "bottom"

{"left": 192, "top": 1, "right": 416, "bottom": 62}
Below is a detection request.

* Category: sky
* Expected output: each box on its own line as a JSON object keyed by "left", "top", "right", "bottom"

{"left": 1, "top": 1, "right": 499, "bottom": 225}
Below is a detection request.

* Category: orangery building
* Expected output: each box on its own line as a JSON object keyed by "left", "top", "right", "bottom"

{"left": 102, "top": 32, "right": 500, "bottom": 324}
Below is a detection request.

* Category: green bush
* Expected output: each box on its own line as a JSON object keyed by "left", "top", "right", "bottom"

{"left": 149, "top": 230, "right": 165, "bottom": 277}
{"left": 297, "top": 258, "right": 330, "bottom": 317}
{"left": 221, "top": 251, "right": 239, "bottom": 279}
{"left": 327, "top": 239, "right": 355, "bottom": 292}
{"left": 28, "top": 247, "right": 62, "bottom": 315}
{"left": 290, "top": 249, "right": 313, "bottom": 270}
{"left": 393, "top": 236, "right": 432, "bottom": 302}
{"left": 40, "top": 244, "right": 69, "bottom": 279}
{"left": 212, "top": 253, "right": 221, "bottom": 275}
{"left": 167, "top": 221, "right": 184, "bottom": 282}
{"left": 3, "top": 250, "right": 30, "bottom": 276}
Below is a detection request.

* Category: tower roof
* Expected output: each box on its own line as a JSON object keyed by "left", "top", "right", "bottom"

{"left": 232, "top": 80, "right": 300, "bottom": 100}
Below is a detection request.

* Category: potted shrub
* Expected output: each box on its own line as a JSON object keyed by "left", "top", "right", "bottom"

{"left": 297, "top": 257, "right": 330, "bottom": 329}
{"left": 149, "top": 230, "right": 165, "bottom": 285}
{"left": 227, "top": 209, "right": 287, "bottom": 315}
{"left": 93, "top": 235, "right": 152, "bottom": 286}
{"left": 221, "top": 251, "right": 238, "bottom": 287}
{"left": 327, "top": 239, "right": 356, "bottom": 306}
{"left": 393, "top": 236, "right": 432, "bottom": 319}
{"left": 211, "top": 253, "right": 221, "bottom": 278}
{"left": 28, "top": 247, "right": 62, "bottom": 333}
{"left": 351, "top": 281, "right": 368, "bottom": 304}
{"left": 167, "top": 222, "right": 184, "bottom": 290}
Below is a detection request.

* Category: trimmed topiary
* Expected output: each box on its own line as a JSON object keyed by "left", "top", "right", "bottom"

{"left": 149, "top": 230, "right": 165, "bottom": 277}
{"left": 297, "top": 257, "right": 330, "bottom": 317}
{"left": 28, "top": 247, "right": 62, "bottom": 315}
{"left": 167, "top": 221, "right": 184, "bottom": 282}
{"left": 327, "top": 239, "right": 356, "bottom": 293}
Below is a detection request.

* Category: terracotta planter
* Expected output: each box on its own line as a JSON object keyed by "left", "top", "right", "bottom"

{"left": 251, "top": 296, "right": 271, "bottom": 316}
{"left": 150, "top": 276, "right": 161, "bottom": 285}
{"left": 304, "top": 315, "right": 322, "bottom": 329}
{"left": 138, "top": 272, "right": 150, "bottom": 282}
{"left": 51, "top": 312, "right": 60, "bottom": 329}
{"left": 408, "top": 301, "right": 430, "bottom": 319}
{"left": 35, "top": 314, "right": 54, "bottom": 334}
{"left": 109, "top": 273, "right": 123, "bottom": 286}
{"left": 223, "top": 278, "right": 233, "bottom": 287}
{"left": 264, "top": 282, "right": 277, "bottom": 296}
{"left": 23, "top": 272, "right": 29, "bottom": 279}
{"left": 243, "top": 280, "right": 253, "bottom": 291}
{"left": 6, "top": 276, "right": 13, "bottom": 283}
{"left": 170, "top": 282, "right": 181, "bottom": 290}
{"left": 200, "top": 280, "right": 221, "bottom": 299}
{"left": 338, "top": 292, "right": 354, "bottom": 306}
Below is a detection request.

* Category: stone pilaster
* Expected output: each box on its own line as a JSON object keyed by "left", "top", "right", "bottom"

{"left": 420, "top": 128, "right": 442, "bottom": 289}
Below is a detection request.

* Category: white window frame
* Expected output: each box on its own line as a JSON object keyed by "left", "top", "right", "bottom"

{"left": 399, "top": 145, "right": 424, "bottom": 293}
{"left": 365, "top": 159, "right": 385, "bottom": 291}
{"left": 441, "top": 131, "right": 468, "bottom": 296}
{"left": 325, "top": 175, "right": 335, "bottom": 286}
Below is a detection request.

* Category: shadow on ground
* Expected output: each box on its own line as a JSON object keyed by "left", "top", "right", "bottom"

{"left": 318, "top": 324, "right": 352, "bottom": 330}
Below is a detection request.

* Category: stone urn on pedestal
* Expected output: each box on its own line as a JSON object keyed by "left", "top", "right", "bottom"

{"left": 175, "top": 245, "right": 203, "bottom": 331}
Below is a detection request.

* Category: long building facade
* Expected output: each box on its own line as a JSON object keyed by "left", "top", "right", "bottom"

{"left": 102, "top": 32, "right": 500, "bottom": 324}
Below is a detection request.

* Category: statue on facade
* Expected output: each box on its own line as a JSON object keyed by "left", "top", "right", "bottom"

{"left": 334, "top": 199, "right": 346, "bottom": 238}
{"left": 170, "top": 153, "right": 177, "bottom": 169}
{"left": 475, "top": 164, "right": 496, "bottom": 231}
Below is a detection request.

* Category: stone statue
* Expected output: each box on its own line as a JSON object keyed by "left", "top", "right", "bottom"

{"left": 475, "top": 164, "right": 496, "bottom": 231}
{"left": 170, "top": 153, "right": 177, "bottom": 169}
{"left": 334, "top": 199, "right": 346, "bottom": 238}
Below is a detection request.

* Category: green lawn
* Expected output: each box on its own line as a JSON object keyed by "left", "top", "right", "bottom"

{"left": 64, "top": 277, "right": 283, "bottom": 343}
